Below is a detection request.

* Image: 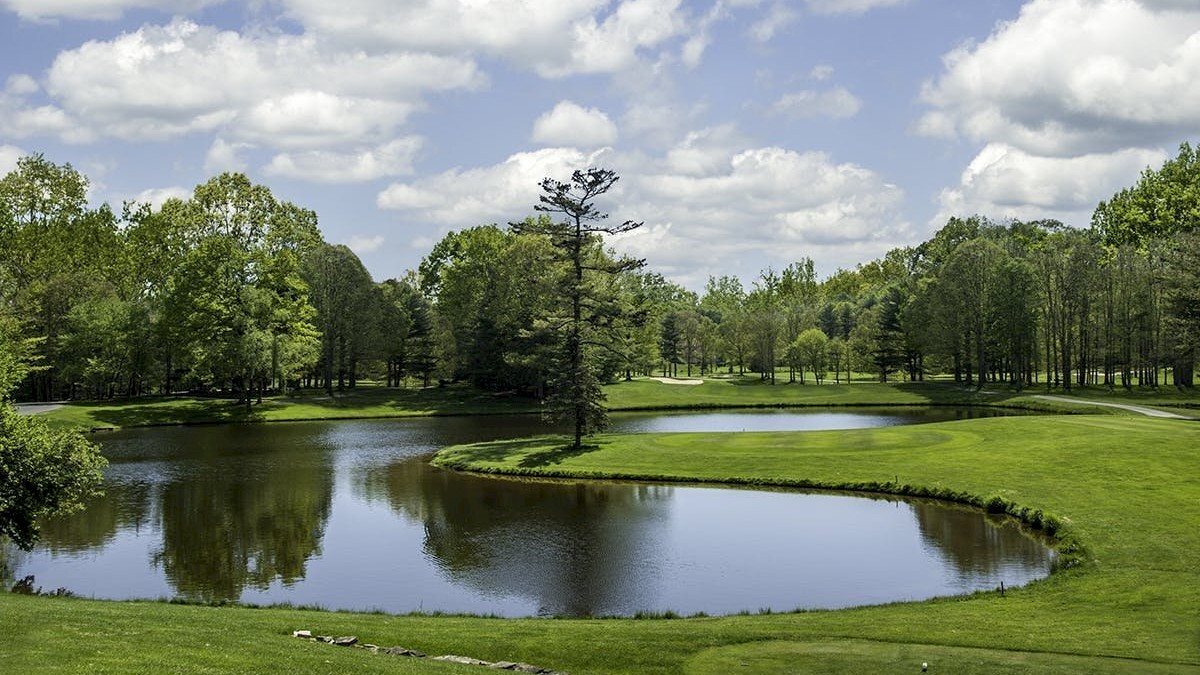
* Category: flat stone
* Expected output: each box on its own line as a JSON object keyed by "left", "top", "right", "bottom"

{"left": 383, "top": 647, "right": 426, "bottom": 658}
{"left": 317, "top": 636, "right": 334, "bottom": 643}
{"left": 433, "top": 655, "right": 491, "bottom": 666}
{"left": 489, "top": 663, "right": 553, "bottom": 673}
{"left": 333, "top": 636, "right": 358, "bottom": 646}
{"left": 292, "top": 630, "right": 312, "bottom": 639}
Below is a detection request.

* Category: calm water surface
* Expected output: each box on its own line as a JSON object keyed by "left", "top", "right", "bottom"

{"left": 4, "top": 409, "right": 1055, "bottom": 616}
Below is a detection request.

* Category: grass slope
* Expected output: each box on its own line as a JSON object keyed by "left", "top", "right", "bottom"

{"left": 4, "top": 415, "right": 1197, "bottom": 673}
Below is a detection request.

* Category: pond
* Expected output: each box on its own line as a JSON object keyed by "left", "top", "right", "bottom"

{"left": 3, "top": 408, "right": 1056, "bottom": 617}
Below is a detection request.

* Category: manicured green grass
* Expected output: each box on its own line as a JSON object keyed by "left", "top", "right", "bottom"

{"left": 604, "top": 378, "right": 1067, "bottom": 411}
{"left": 684, "top": 639, "right": 1199, "bottom": 674}
{"left": 5, "top": 414, "right": 1198, "bottom": 673}
{"left": 430, "top": 415, "right": 1200, "bottom": 672}
{"left": 1051, "top": 384, "right": 1200, "bottom": 410}
{"left": 606, "top": 377, "right": 1200, "bottom": 416}
{"left": 40, "top": 377, "right": 1191, "bottom": 431}
{"left": 38, "top": 383, "right": 541, "bottom": 431}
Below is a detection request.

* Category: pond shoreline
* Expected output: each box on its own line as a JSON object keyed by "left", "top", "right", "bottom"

{"left": 434, "top": 441, "right": 1077, "bottom": 570}
{"left": 15, "top": 409, "right": 1057, "bottom": 618}
{"left": 4, "top": 414, "right": 1197, "bottom": 673}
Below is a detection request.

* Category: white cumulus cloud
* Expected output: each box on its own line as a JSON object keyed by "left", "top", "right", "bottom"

{"left": 36, "top": 19, "right": 481, "bottom": 149}
{"left": 805, "top": 0, "right": 907, "bottom": 15}
{"left": 0, "top": 0, "right": 219, "bottom": 20}
{"left": 377, "top": 147, "right": 611, "bottom": 225}
{"left": 345, "top": 234, "right": 385, "bottom": 254}
{"left": 264, "top": 137, "right": 424, "bottom": 184}
{"left": 918, "top": 0, "right": 1200, "bottom": 156}
{"left": 920, "top": 0, "right": 1200, "bottom": 228}
{"left": 204, "top": 138, "right": 251, "bottom": 174}
{"left": 277, "top": 0, "right": 687, "bottom": 78}
{"left": 0, "top": 144, "right": 25, "bottom": 174}
{"left": 748, "top": 2, "right": 798, "bottom": 43}
{"left": 934, "top": 143, "right": 1166, "bottom": 226}
{"left": 531, "top": 101, "right": 618, "bottom": 148}
{"left": 770, "top": 87, "right": 862, "bottom": 120}
{"left": 130, "top": 186, "right": 192, "bottom": 209}
{"left": 623, "top": 146, "right": 911, "bottom": 286}
{"left": 378, "top": 136, "right": 911, "bottom": 288}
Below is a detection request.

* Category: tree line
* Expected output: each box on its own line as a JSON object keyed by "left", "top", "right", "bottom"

{"left": 2, "top": 145, "right": 1198, "bottom": 410}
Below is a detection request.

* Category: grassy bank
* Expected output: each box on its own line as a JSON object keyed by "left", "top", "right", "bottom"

{"left": 37, "top": 384, "right": 541, "bottom": 430}
{"left": 39, "top": 377, "right": 1200, "bottom": 431}
{"left": 430, "top": 415, "right": 1200, "bottom": 672}
{"left": 4, "top": 414, "right": 1198, "bottom": 673}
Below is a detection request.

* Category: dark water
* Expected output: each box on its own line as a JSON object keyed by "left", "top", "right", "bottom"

{"left": 3, "top": 409, "right": 1055, "bottom": 617}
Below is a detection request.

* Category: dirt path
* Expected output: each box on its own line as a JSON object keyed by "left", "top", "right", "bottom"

{"left": 1032, "top": 395, "right": 1194, "bottom": 419}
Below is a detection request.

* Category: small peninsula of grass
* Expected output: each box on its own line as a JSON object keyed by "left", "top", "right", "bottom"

{"left": 37, "top": 377, "right": 1200, "bottom": 431}
{"left": 4, "top": 414, "right": 1197, "bottom": 673}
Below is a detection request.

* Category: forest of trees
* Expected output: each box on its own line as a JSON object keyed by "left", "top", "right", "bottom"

{"left": 1, "top": 144, "right": 1198, "bottom": 409}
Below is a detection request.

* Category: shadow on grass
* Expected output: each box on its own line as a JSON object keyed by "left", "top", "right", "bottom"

{"left": 53, "top": 383, "right": 542, "bottom": 429}
{"left": 68, "top": 397, "right": 263, "bottom": 429}
{"left": 516, "top": 442, "right": 602, "bottom": 468}
{"left": 891, "top": 382, "right": 1023, "bottom": 404}
{"left": 280, "top": 383, "right": 540, "bottom": 415}
{"left": 439, "top": 437, "right": 602, "bottom": 469}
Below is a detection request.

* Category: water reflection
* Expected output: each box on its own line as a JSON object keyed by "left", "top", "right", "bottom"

{"left": 912, "top": 502, "right": 1055, "bottom": 581}
{"left": 361, "top": 458, "right": 673, "bottom": 615}
{"left": 152, "top": 452, "right": 333, "bottom": 602}
{"left": 8, "top": 410, "right": 1057, "bottom": 615}
{"left": 38, "top": 481, "right": 153, "bottom": 554}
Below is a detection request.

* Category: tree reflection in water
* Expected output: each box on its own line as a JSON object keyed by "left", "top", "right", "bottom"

{"left": 359, "top": 456, "right": 674, "bottom": 616}
{"left": 151, "top": 443, "right": 334, "bottom": 602}
{"left": 10, "top": 415, "right": 1056, "bottom": 614}
{"left": 912, "top": 501, "right": 1054, "bottom": 580}
{"left": 38, "top": 480, "right": 153, "bottom": 554}
{"left": 153, "top": 466, "right": 331, "bottom": 601}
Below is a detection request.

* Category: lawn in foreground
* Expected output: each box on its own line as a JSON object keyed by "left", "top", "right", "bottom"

{"left": 3, "top": 414, "right": 1197, "bottom": 673}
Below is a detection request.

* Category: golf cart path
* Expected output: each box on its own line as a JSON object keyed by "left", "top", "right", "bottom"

{"left": 1033, "top": 395, "right": 1194, "bottom": 419}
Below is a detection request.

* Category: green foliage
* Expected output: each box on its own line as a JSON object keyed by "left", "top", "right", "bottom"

{"left": 4, "top": 147, "right": 1199, "bottom": 404}
{"left": 0, "top": 405, "right": 106, "bottom": 550}
{"left": 0, "top": 312, "right": 38, "bottom": 399}
{"left": 793, "top": 327, "right": 829, "bottom": 384}
{"left": 1094, "top": 142, "right": 1200, "bottom": 249}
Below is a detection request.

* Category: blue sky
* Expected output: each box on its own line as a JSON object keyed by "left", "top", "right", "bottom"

{"left": 2, "top": 0, "right": 1197, "bottom": 289}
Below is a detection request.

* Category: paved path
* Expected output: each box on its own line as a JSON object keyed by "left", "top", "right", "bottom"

{"left": 1033, "top": 395, "right": 1194, "bottom": 419}
{"left": 13, "top": 402, "right": 64, "bottom": 415}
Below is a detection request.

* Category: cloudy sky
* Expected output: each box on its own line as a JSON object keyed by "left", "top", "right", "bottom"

{"left": 1, "top": 0, "right": 1197, "bottom": 288}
